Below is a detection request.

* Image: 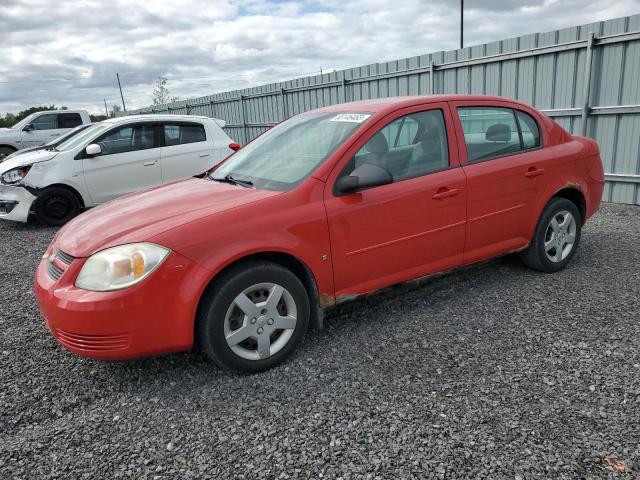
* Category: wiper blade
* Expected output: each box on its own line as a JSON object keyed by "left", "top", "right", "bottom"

{"left": 209, "top": 173, "right": 253, "bottom": 188}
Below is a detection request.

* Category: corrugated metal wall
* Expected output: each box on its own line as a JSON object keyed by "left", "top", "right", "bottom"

{"left": 120, "top": 14, "right": 640, "bottom": 205}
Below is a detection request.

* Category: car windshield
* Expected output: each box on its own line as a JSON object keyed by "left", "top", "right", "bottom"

{"left": 212, "top": 112, "right": 371, "bottom": 191}
{"left": 56, "top": 123, "right": 112, "bottom": 152}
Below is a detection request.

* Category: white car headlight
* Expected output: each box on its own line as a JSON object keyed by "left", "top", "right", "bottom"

{"left": 1, "top": 165, "right": 32, "bottom": 185}
{"left": 75, "top": 243, "right": 170, "bottom": 292}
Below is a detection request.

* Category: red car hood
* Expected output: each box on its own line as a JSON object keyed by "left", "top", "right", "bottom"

{"left": 55, "top": 178, "right": 281, "bottom": 258}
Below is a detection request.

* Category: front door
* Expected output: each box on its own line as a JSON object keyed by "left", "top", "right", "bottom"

{"left": 82, "top": 123, "right": 162, "bottom": 205}
{"left": 21, "top": 113, "right": 60, "bottom": 147}
{"left": 323, "top": 103, "right": 467, "bottom": 299}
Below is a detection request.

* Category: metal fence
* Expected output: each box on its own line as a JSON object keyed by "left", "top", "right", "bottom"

{"left": 120, "top": 14, "right": 640, "bottom": 205}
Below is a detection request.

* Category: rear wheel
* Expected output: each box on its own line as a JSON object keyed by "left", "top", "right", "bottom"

{"left": 197, "top": 261, "right": 310, "bottom": 373}
{"left": 520, "top": 197, "right": 581, "bottom": 273}
{"left": 34, "top": 187, "right": 81, "bottom": 226}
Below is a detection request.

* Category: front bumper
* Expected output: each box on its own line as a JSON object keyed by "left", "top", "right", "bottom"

{"left": 0, "top": 185, "right": 36, "bottom": 222}
{"left": 34, "top": 244, "right": 213, "bottom": 360}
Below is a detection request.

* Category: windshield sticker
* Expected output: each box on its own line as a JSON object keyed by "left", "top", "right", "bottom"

{"left": 329, "top": 113, "right": 372, "bottom": 123}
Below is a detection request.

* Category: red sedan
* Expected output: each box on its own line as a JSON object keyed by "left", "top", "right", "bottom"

{"left": 34, "top": 95, "right": 604, "bottom": 373}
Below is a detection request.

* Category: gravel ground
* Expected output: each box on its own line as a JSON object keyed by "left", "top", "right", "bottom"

{"left": 0, "top": 203, "right": 639, "bottom": 479}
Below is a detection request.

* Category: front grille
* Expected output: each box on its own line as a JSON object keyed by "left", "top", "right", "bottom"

{"left": 56, "top": 248, "right": 75, "bottom": 265}
{"left": 46, "top": 260, "right": 63, "bottom": 281}
{"left": 55, "top": 329, "right": 130, "bottom": 352}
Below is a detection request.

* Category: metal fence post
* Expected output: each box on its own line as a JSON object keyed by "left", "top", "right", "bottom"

{"left": 429, "top": 61, "right": 435, "bottom": 94}
{"left": 580, "top": 32, "right": 595, "bottom": 136}
{"left": 341, "top": 77, "right": 348, "bottom": 103}
{"left": 280, "top": 88, "right": 287, "bottom": 120}
{"left": 239, "top": 95, "right": 247, "bottom": 144}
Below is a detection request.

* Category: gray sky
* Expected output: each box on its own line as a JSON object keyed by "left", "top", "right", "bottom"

{"left": 1, "top": 0, "right": 639, "bottom": 115}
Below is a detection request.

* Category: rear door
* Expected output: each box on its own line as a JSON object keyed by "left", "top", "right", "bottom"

{"left": 323, "top": 103, "right": 467, "bottom": 298}
{"left": 82, "top": 122, "right": 162, "bottom": 204}
{"left": 450, "top": 101, "right": 552, "bottom": 264}
{"left": 159, "top": 122, "right": 212, "bottom": 182}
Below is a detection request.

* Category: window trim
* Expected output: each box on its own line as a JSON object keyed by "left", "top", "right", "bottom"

{"left": 332, "top": 107, "right": 455, "bottom": 196}
{"left": 159, "top": 121, "right": 207, "bottom": 147}
{"left": 454, "top": 104, "right": 544, "bottom": 165}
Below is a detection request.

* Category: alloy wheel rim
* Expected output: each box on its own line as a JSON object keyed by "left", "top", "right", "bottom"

{"left": 224, "top": 282, "right": 297, "bottom": 361}
{"left": 544, "top": 210, "right": 577, "bottom": 263}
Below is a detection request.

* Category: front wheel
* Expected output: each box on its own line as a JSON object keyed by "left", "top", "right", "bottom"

{"left": 197, "top": 261, "right": 310, "bottom": 373}
{"left": 520, "top": 197, "right": 582, "bottom": 273}
{"left": 34, "top": 186, "right": 81, "bottom": 226}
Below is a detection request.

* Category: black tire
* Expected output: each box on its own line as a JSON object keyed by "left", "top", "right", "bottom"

{"left": 34, "top": 186, "right": 81, "bottom": 226}
{"left": 0, "top": 146, "right": 16, "bottom": 161}
{"left": 197, "top": 261, "right": 310, "bottom": 374}
{"left": 520, "top": 197, "right": 582, "bottom": 273}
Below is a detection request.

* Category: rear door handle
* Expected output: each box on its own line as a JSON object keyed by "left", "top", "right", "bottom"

{"left": 432, "top": 187, "right": 461, "bottom": 200}
{"left": 143, "top": 160, "right": 157, "bottom": 166}
{"left": 524, "top": 167, "right": 545, "bottom": 178}
{"left": 199, "top": 153, "right": 210, "bottom": 158}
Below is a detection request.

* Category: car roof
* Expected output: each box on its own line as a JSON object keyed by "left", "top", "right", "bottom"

{"left": 102, "top": 114, "right": 223, "bottom": 125}
{"left": 310, "top": 95, "right": 535, "bottom": 115}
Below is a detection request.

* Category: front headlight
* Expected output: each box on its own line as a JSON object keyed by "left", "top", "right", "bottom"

{"left": 75, "top": 243, "right": 171, "bottom": 292}
{"left": 1, "top": 165, "right": 32, "bottom": 185}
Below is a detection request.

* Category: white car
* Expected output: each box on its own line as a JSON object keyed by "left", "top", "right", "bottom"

{"left": 0, "top": 115, "right": 239, "bottom": 225}
{"left": 0, "top": 110, "right": 91, "bottom": 159}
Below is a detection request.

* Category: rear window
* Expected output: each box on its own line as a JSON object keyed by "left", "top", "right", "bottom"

{"left": 58, "top": 113, "right": 83, "bottom": 129}
{"left": 164, "top": 124, "right": 206, "bottom": 146}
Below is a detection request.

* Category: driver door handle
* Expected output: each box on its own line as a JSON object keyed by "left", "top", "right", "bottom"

{"left": 143, "top": 160, "right": 157, "bottom": 166}
{"left": 432, "top": 187, "right": 460, "bottom": 200}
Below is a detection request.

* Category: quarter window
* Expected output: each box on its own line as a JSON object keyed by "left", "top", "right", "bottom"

{"left": 95, "top": 124, "right": 156, "bottom": 155}
{"left": 163, "top": 124, "right": 206, "bottom": 146}
{"left": 31, "top": 114, "right": 58, "bottom": 130}
{"left": 516, "top": 110, "right": 541, "bottom": 149}
{"left": 58, "top": 113, "right": 83, "bottom": 129}
{"left": 344, "top": 109, "right": 449, "bottom": 183}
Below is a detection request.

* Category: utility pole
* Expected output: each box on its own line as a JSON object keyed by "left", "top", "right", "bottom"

{"left": 460, "top": 0, "right": 464, "bottom": 49}
{"left": 103, "top": 98, "right": 108, "bottom": 117}
{"left": 116, "top": 73, "right": 126, "bottom": 111}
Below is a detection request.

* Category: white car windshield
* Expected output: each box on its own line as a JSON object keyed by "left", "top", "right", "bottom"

{"left": 212, "top": 112, "right": 370, "bottom": 191}
{"left": 56, "top": 123, "right": 112, "bottom": 152}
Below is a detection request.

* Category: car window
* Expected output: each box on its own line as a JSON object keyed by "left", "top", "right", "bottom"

{"left": 95, "top": 124, "right": 156, "bottom": 155}
{"left": 516, "top": 110, "right": 541, "bottom": 149}
{"left": 58, "top": 113, "right": 83, "bottom": 129}
{"left": 458, "top": 107, "right": 522, "bottom": 162}
{"left": 343, "top": 109, "right": 449, "bottom": 183}
{"left": 164, "top": 124, "right": 206, "bottom": 146}
{"left": 31, "top": 114, "right": 58, "bottom": 131}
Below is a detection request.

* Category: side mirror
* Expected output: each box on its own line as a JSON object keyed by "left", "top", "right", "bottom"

{"left": 23, "top": 124, "right": 34, "bottom": 132}
{"left": 335, "top": 163, "right": 393, "bottom": 195}
{"left": 85, "top": 144, "right": 102, "bottom": 156}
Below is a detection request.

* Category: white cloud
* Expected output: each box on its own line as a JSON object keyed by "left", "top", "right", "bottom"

{"left": 0, "top": 0, "right": 639, "bottom": 115}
